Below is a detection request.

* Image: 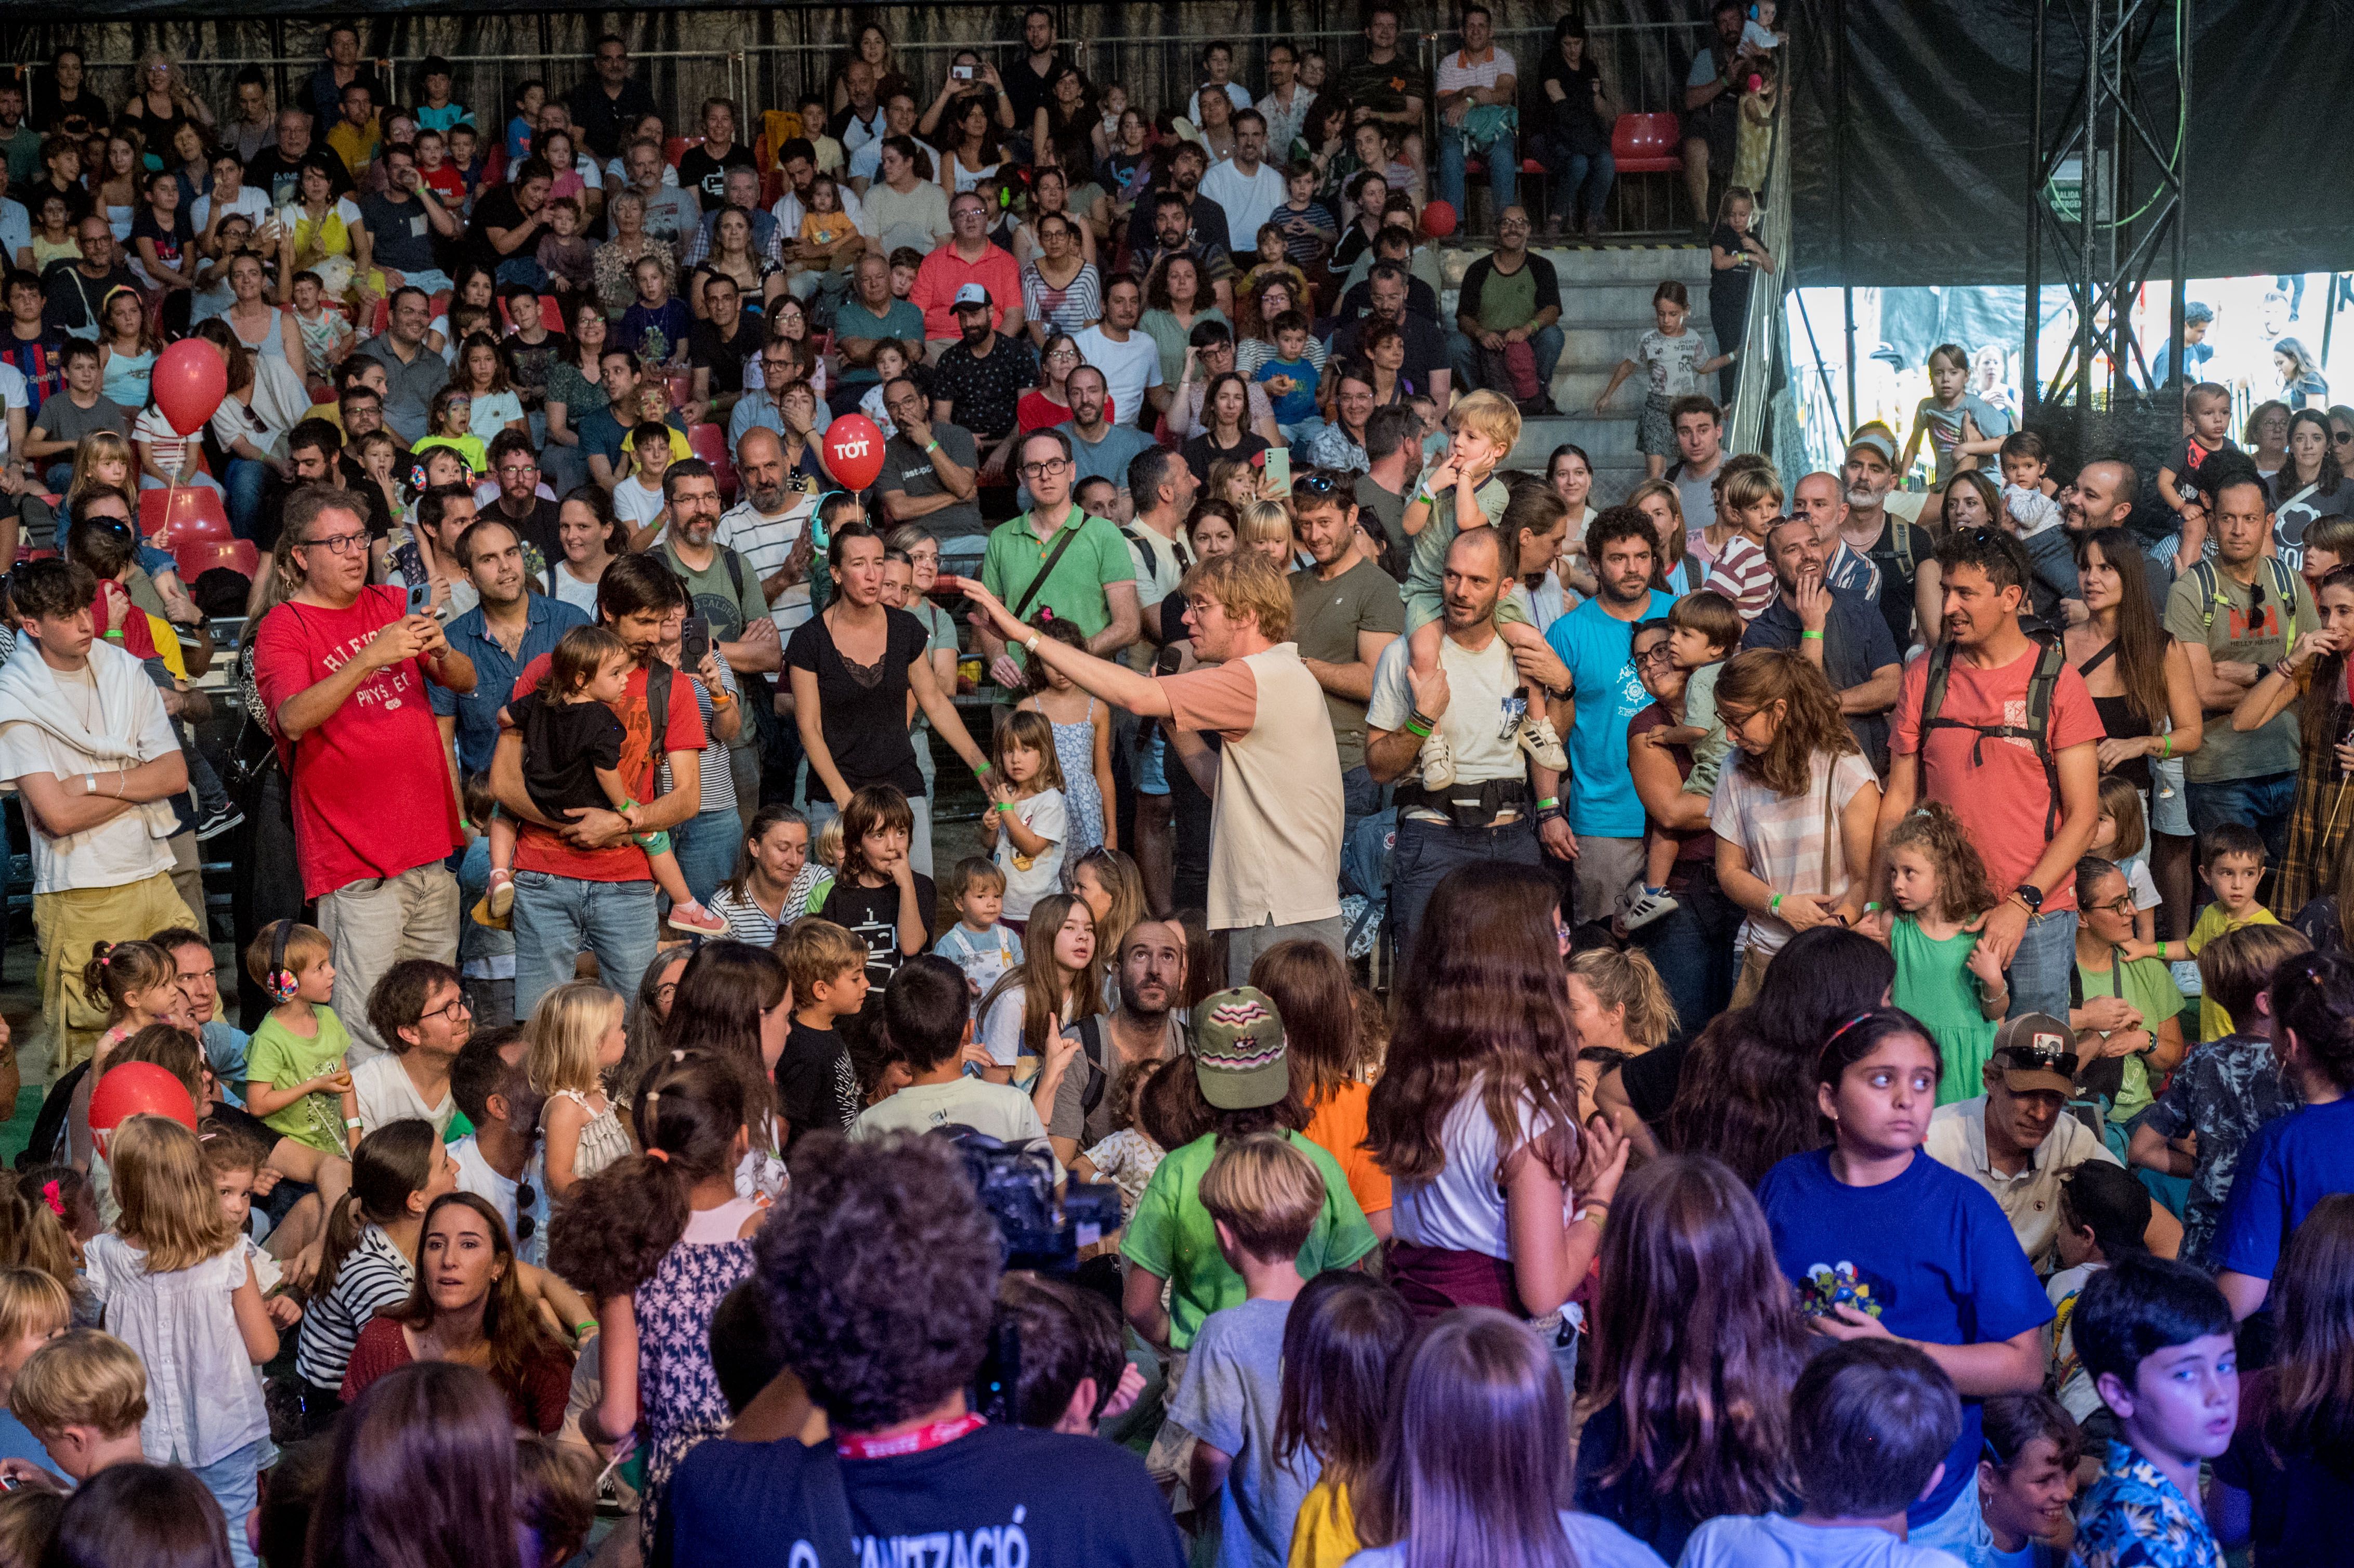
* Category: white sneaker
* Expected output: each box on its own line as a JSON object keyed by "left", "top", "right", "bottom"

{"left": 1623, "top": 886, "right": 1680, "bottom": 932}
{"left": 2170, "top": 959, "right": 2203, "bottom": 997}
{"left": 1419, "top": 733, "right": 1456, "bottom": 790}
{"left": 1518, "top": 713, "right": 1568, "bottom": 771}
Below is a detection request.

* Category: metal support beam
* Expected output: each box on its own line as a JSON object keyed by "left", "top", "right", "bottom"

{"left": 2022, "top": 0, "right": 2191, "bottom": 448}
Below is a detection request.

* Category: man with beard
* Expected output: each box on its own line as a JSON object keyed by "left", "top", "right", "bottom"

{"left": 1048, "top": 917, "right": 1191, "bottom": 1162}
{"left": 1293, "top": 475, "right": 1404, "bottom": 840}
{"left": 259, "top": 420, "right": 393, "bottom": 553}
{"left": 879, "top": 376, "right": 985, "bottom": 547}
{"left": 2060, "top": 457, "right": 2157, "bottom": 599}
{"left": 433, "top": 516, "right": 588, "bottom": 781}
{"left": 911, "top": 192, "right": 1025, "bottom": 355}
{"left": 1545, "top": 506, "right": 1679, "bottom": 925}
{"left": 1158, "top": 143, "right": 1235, "bottom": 265}
{"left": 656, "top": 459, "right": 781, "bottom": 697}
{"left": 1874, "top": 526, "right": 2103, "bottom": 1024}
{"left": 1057, "top": 365, "right": 1157, "bottom": 509}
{"left": 976, "top": 427, "right": 1141, "bottom": 680}
{"left": 481, "top": 432, "right": 562, "bottom": 567}
{"left": 1368, "top": 526, "right": 1553, "bottom": 958}
{"left": 1789, "top": 470, "right": 1884, "bottom": 599}
{"left": 1329, "top": 264, "right": 1450, "bottom": 416}
{"left": 351, "top": 960, "right": 475, "bottom": 1138}
{"left": 1127, "top": 189, "right": 1237, "bottom": 320}
{"left": 1740, "top": 516, "right": 1903, "bottom": 769}
{"left": 1074, "top": 275, "right": 1167, "bottom": 431}
{"left": 715, "top": 427, "right": 819, "bottom": 637}
{"left": 1837, "top": 424, "right": 1931, "bottom": 651}
{"left": 932, "top": 284, "right": 1040, "bottom": 488}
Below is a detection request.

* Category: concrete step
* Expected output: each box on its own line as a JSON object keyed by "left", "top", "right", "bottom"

{"left": 1555, "top": 323, "right": 1718, "bottom": 367}
{"left": 1510, "top": 412, "right": 1642, "bottom": 462}
{"left": 1554, "top": 281, "right": 1722, "bottom": 322}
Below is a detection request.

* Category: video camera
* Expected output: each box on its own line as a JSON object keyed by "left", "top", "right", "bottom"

{"left": 947, "top": 1131, "right": 1123, "bottom": 1276}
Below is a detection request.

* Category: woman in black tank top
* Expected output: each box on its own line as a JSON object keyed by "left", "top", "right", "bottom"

{"left": 2061, "top": 528, "right": 2203, "bottom": 797}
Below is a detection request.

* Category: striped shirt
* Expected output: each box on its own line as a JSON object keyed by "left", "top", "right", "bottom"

{"left": 656, "top": 660, "right": 739, "bottom": 819}
{"left": 1702, "top": 534, "right": 1777, "bottom": 621}
{"left": 707, "top": 882, "right": 786, "bottom": 946}
{"left": 1021, "top": 260, "right": 1103, "bottom": 338}
{"left": 1824, "top": 539, "right": 1886, "bottom": 602}
{"left": 295, "top": 1225, "right": 414, "bottom": 1391}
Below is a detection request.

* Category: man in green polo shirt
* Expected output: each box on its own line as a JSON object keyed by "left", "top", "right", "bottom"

{"left": 976, "top": 427, "right": 1141, "bottom": 684}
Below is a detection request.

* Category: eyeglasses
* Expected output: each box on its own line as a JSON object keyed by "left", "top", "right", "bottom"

{"left": 2089, "top": 894, "right": 2136, "bottom": 916}
{"left": 496, "top": 462, "right": 538, "bottom": 479}
{"left": 1633, "top": 642, "right": 1675, "bottom": 665}
{"left": 425, "top": 991, "right": 475, "bottom": 1024}
{"left": 1021, "top": 457, "right": 1073, "bottom": 477}
{"left": 298, "top": 530, "right": 369, "bottom": 555}
{"left": 513, "top": 1177, "right": 537, "bottom": 1242}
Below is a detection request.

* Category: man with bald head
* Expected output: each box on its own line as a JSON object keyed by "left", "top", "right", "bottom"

{"left": 2060, "top": 457, "right": 2156, "bottom": 607}
{"left": 715, "top": 425, "right": 819, "bottom": 639}
{"left": 1791, "top": 471, "right": 1883, "bottom": 602}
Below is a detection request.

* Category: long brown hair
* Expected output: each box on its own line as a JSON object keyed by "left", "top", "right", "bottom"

{"left": 1253, "top": 939, "right": 1371, "bottom": 1104}
{"left": 307, "top": 1362, "right": 523, "bottom": 1568}
{"left": 1714, "top": 648, "right": 1856, "bottom": 797}
{"left": 2075, "top": 527, "right": 2168, "bottom": 728}
{"left": 1365, "top": 865, "right": 1577, "bottom": 1182}
{"left": 388, "top": 1192, "right": 565, "bottom": 1412}
{"left": 977, "top": 894, "right": 1106, "bottom": 1060}
{"left": 2262, "top": 1192, "right": 2354, "bottom": 1464}
{"left": 1586, "top": 1155, "right": 1808, "bottom": 1519}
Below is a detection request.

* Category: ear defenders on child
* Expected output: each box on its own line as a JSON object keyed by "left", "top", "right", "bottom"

{"left": 266, "top": 919, "right": 298, "bottom": 1003}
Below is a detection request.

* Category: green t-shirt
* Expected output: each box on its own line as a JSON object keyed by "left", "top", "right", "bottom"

{"left": 2163, "top": 564, "right": 2314, "bottom": 785}
{"left": 1121, "top": 1130, "right": 1379, "bottom": 1351}
{"left": 833, "top": 298, "right": 927, "bottom": 385}
{"left": 978, "top": 507, "right": 1137, "bottom": 664}
{"left": 2075, "top": 949, "right": 2187, "bottom": 1123}
{"left": 1402, "top": 475, "right": 1515, "bottom": 634}
{"left": 247, "top": 1005, "right": 356, "bottom": 1155}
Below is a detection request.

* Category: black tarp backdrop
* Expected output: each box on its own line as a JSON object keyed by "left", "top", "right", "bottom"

{"left": 1788, "top": 0, "right": 2354, "bottom": 287}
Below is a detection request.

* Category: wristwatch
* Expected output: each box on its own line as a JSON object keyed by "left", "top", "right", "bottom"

{"left": 2013, "top": 883, "right": 2044, "bottom": 913}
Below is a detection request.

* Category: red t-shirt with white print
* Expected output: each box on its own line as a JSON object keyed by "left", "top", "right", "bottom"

{"left": 253, "top": 585, "right": 466, "bottom": 899}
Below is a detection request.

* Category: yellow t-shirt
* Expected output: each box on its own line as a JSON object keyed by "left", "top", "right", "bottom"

{"left": 1288, "top": 1478, "right": 1361, "bottom": 1568}
{"left": 2187, "top": 900, "right": 2280, "bottom": 1041}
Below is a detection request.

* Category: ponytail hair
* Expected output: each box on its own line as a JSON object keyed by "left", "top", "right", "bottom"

{"left": 313, "top": 1120, "right": 442, "bottom": 1300}
{"left": 549, "top": 1051, "right": 749, "bottom": 1302}
{"left": 1568, "top": 947, "right": 1680, "bottom": 1050}
{"left": 79, "top": 940, "right": 175, "bottom": 1026}
{"left": 0, "top": 1183, "right": 79, "bottom": 1301}
{"left": 2271, "top": 950, "right": 2354, "bottom": 1093}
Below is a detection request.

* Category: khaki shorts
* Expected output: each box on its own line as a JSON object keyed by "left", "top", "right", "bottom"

{"left": 36, "top": 871, "right": 201, "bottom": 1075}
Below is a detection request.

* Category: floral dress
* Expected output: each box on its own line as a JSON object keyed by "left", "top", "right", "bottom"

{"left": 634, "top": 1197, "right": 761, "bottom": 1548}
{"left": 1026, "top": 695, "right": 1104, "bottom": 858}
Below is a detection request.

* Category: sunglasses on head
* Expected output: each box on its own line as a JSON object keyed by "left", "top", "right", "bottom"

{"left": 1292, "top": 471, "right": 1342, "bottom": 497}
{"left": 1996, "top": 1043, "right": 2080, "bottom": 1080}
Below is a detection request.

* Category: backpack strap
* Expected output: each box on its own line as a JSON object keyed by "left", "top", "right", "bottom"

{"left": 1077, "top": 1015, "right": 1108, "bottom": 1119}
{"left": 721, "top": 544, "right": 747, "bottom": 603}
{"left": 2192, "top": 559, "right": 2222, "bottom": 631}
{"left": 1917, "top": 633, "right": 2068, "bottom": 841}
{"left": 645, "top": 658, "right": 672, "bottom": 759}
{"left": 1890, "top": 515, "right": 1917, "bottom": 581}
{"left": 2270, "top": 559, "right": 2299, "bottom": 645}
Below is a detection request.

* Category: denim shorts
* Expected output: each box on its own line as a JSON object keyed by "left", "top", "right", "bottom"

{"left": 1136, "top": 727, "right": 1169, "bottom": 796}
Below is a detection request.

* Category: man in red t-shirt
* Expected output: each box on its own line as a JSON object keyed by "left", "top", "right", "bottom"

{"left": 254, "top": 487, "right": 478, "bottom": 1062}
{"left": 1875, "top": 527, "right": 2104, "bottom": 1026}
{"left": 490, "top": 553, "right": 706, "bottom": 1016}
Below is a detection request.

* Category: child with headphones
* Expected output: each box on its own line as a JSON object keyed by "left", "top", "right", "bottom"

{"left": 241, "top": 920, "right": 360, "bottom": 1158}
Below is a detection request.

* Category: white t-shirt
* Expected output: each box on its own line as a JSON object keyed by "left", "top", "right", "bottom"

{"left": 613, "top": 475, "right": 668, "bottom": 532}
{"left": 349, "top": 1053, "right": 456, "bottom": 1138}
{"left": 1198, "top": 159, "right": 1288, "bottom": 253}
{"left": 550, "top": 560, "right": 602, "bottom": 617}
{"left": 449, "top": 1134, "right": 548, "bottom": 1268}
{"left": 1366, "top": 631, "right": 1523, "bottom": 819}
{"left": 1680, "top": 1513, "right": 1963, "bottom": 1568}
{"left": 192, "top": 185, "right": 270, "bottom": 236}
{"left": 1071, "top": 325, "right": 1163, "bottom": 433}
{"left": 1389, "top": 1081, "right": 1556, "bottom": 1260}
{"left": 714, "top": 497, "right": 814, "bottom": 632}
{"left": 1708, "top": 750, "right": 1878, "bottom": 956}
{"left": 2046, "top": 1260, "right": 2104, "bottom": 1421}
{"left": 0, "top": 653, "right": 181, "bottom": 894}
{"left": 995, "top": 786, "right": 1068, "bottom": 919}
{"left": 132, "top": 404, "right": 198, "bottom": 484}
{"left": 852, "top": 1078, "right": 1052, "bottom": 1154}
{"left": 0, "top": 364, "right": 24, "bottom": 464}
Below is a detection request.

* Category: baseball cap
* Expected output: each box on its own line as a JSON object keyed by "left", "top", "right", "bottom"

{"left": 952, "top": 283, "right": 991, "bottom": 309}
{"left": 1846, "top": 424, "right": 1900, "bottom": 466}
{"left": 1989, "top": 1014, "right": 2078, "bottom": 1095}
{"left": 1193, "top": 987, "right": 1290, "bottom": 1110}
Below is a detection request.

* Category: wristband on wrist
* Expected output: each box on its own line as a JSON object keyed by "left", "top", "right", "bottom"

{"left": 1537, "top": 796, "right": 1559, "bottom": 811}
{"left": 344, "top": 1117, "right": 363, "bottom": 1129}
{"left": 1770, "top": 893, "right": 1783, "bottom": 912}
{"left": 2159, "top": 733, "right": 2173, "bottom": 758}
{"left": 1404, "top": 716, "right": 1432, "bottom": 737}
{"left": 1800, "top": 629, "right": 1824, "bottom": 640}
{"left": 974, "top": 761, "right": 992, "bottom": 774}
{"left": 575, "top": 1321, "right": 598, "bottom": 1338}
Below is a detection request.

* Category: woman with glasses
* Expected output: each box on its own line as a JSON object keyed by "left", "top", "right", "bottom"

{"left": 1018, "top": 214, "right": 1101, "bottom": 348}
{"left": 1018, "top": 332, "right": 1087, "bottom": 434}
{"left": 540, "top": 302, "right": 610, "bottom": 496}
{"left": 348, "top": 968, "right": 475, "bottom": 1139}
{"left": 2071, "top": 857, "right": 2189, "bottom": 1154}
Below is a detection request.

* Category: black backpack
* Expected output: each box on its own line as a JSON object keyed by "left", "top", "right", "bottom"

{"left": 1915, "top": 631, "right": 2069, "bottom": 839}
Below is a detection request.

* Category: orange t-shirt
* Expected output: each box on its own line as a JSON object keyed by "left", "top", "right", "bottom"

{"left": 1303, "top": 1080, "right": 1392, "bottom": 1219}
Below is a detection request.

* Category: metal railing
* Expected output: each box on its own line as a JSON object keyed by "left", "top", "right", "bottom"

{"left": 1726, "top": 48, "right": 1790, "bottom": 461}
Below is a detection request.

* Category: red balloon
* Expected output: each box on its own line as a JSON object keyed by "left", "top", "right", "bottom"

{"left": 153, "top": 338, "right": 228, "bottom": 437}
{"left": 88, "top": 1062, "right": 198, "bottom": 1138}
{"left": 823, "top": 414, "right": 888, "bottom": 492}
{"left": 1420, "top": 200, "right": 1458, "bottom": 239}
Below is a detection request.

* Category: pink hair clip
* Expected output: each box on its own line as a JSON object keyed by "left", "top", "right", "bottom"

{"left": 39, "top": 1180, "right": 64, "bottom": 1219}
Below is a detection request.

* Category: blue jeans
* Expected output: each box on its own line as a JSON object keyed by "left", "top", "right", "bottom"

{"left": 1633, "top": 864, "right": 1742, "bottom": 1033}
{"left": 1438, "top": 126, "right": 1516, "bottom": 217}
{"left": 672, "top": 806, "right": 741, "bottom": 905}
{"left": 2186, "top": 770, "right": 2298, "bottom": 866}
{"left": 512, "top": 869, "right": 658, "bottom": 1019}
{"left": 190, "top": 1435, "right": 270, "bottom": 1568}
{"left": 1559, "top": 150, "right": 1615, "bottom": 223}
{"left": 1389, "top": 814, "right": 1542, "bottom": 965}
{"left": 1449, "top": 323, "right": 1565, "bottom": 403}
{"left": 2005, "top": 908, "right": 2081, "bottom": 1025}
{"left": 223, "top": 457, "right": 270, "bottom": 541}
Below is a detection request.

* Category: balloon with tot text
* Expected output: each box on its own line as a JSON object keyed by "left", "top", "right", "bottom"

{"left": 823, "top": 414, "right": 887, "bottom": 492}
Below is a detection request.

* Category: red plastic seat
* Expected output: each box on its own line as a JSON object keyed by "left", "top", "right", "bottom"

{"left": 761, "top": 167, "right": 786, "bottom": 207}
{"left": 1612, "top": 112, "right": 1685, "bottom": 174}
{"left": 172, "top": 539, "right": 261, "bottom": 583}
{"left": 688, "top": 423, "right": 736, "bottom": 499}
{"left": 664, "top": 135, "right": 702, "bottom": 168}
{"left": 139, "top": 486, "right": 231, "bottom": 545}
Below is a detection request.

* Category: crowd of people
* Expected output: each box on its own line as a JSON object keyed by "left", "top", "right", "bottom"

{"left": 0, "top": 9, "right": 2346, "bottom": 1568}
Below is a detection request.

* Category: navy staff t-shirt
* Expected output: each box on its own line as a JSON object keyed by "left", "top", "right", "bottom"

{"left": 1756, "top": 1147, "right": 2054, "bottom": 1530}
{"left": 658, "top": 1421, "right": 1185, "bottom": 1568}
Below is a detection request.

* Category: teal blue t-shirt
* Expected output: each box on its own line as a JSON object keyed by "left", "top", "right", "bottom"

{"left": 1545, "top": 590, "right": 1678, "bottom": 838}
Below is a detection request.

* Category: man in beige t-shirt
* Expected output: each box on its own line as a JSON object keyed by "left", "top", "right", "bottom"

{"left": 948, "top": 551, "right": 1344, "bottom": 984}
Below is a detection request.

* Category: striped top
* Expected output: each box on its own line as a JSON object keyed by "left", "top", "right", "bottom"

{"left": 296, "top": 1224, "right": 414, "bottom": 1391}
{"left": 1702, "top": 533, "right": 1778, "bottom": 621}
{"left": 656, "top": 660, "right": 740, "bottom": 819}
{"left": 1022, "top": 259, "right": 1103, "bottom": 337}
{"left": 707, "top": 882, "right": 788, "bottom": 946}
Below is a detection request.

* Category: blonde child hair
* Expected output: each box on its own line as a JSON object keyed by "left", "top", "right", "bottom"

{"left": 79, "top": 941, "right": 175, "bottom": 1030}
{"left": 0, "top": 1268, "right": 72, "bottom": 1349}
{"left": 1885, "top": 803, "right": 1998, "bottom": 924}
{"left": 813, "top": 814, "right": 846, "bottom": 871}
{"left": 993, "top": 709, "right": 1068, "bottom": 793}
{"left": 1237, "top": 500, "right": 1295, "bottom": 555}
{"left": 1198, "top": 1132, "right": 1326, "bottom": 1262}
{"left": 64, "top": 432, "right": 135, "bottom": 508}
{"left": 109, "top": 1117, "right": 240, "bottom": 1274}
{"left": 1721, "top": 462, "right": 1785, "bottom": 516}
{"left": 7, "top": 1329, "right": 147, "bottom": 1440}
{"left": 780, "top": 919, "right": 868, "bottom": 1001}
{"left": 525, "top": 981, "right": 627, "bottom": 1100}
{"left": 1568, "top": 948, "right": 1680, "bottom": 1049}
{"left": 1449, "top": 387, "right": 1523, "bottom": 453}
{"left": 241, "top": 920, "right": 332, "bottom": 999}
{"left": 2095, "top": 773, "right": 2149, "bottom": 863}
{"left": 952, "top": 855, "right": 1008, "bottom": 901}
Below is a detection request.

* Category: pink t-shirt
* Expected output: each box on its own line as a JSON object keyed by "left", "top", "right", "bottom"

{"left": 252, "top": 586, "right": 465, "bottom": 899}
{"left": 1889, "top": 642, "right": 2105, "bottom": 910}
